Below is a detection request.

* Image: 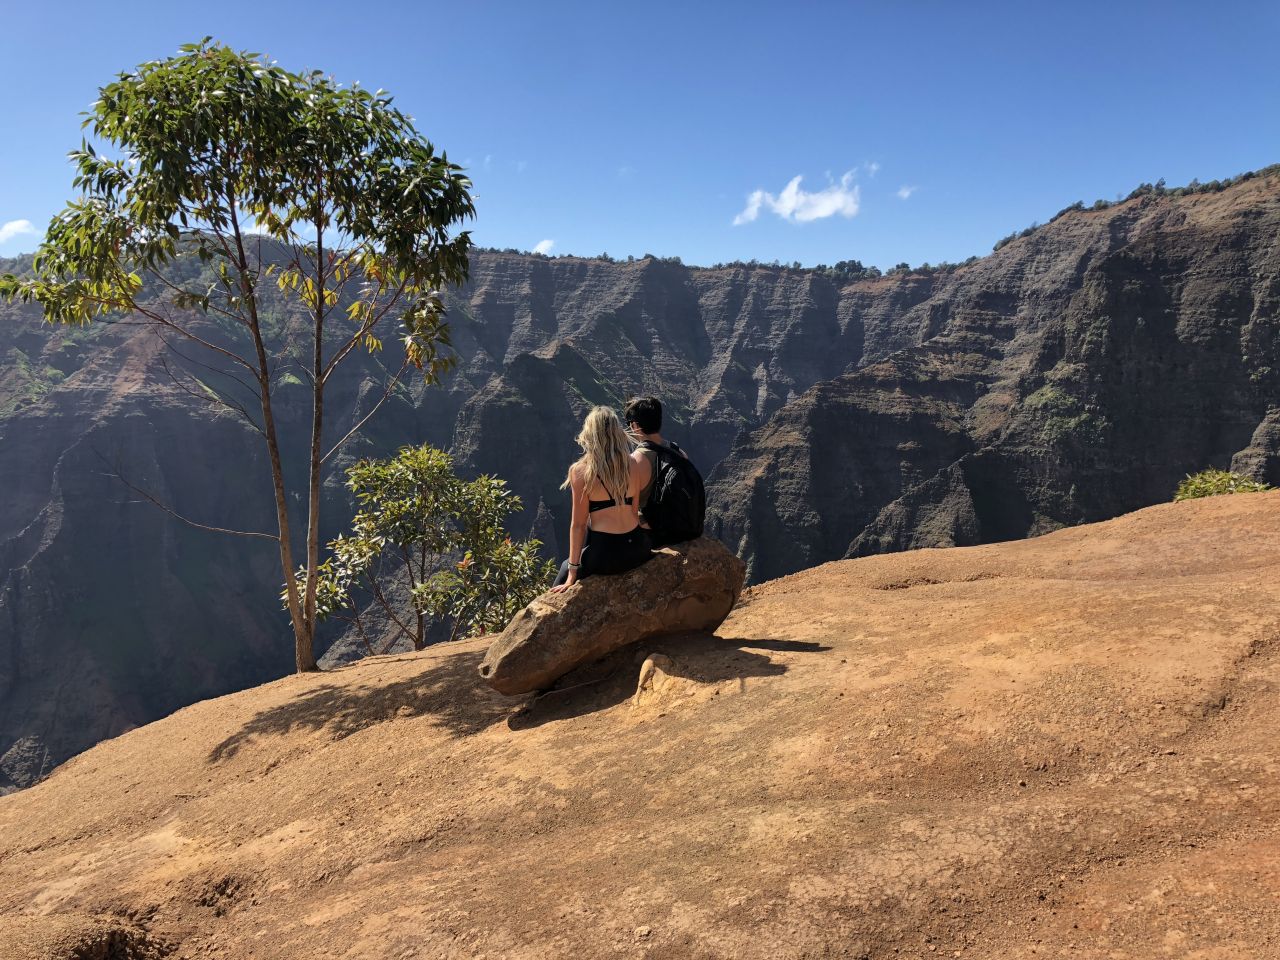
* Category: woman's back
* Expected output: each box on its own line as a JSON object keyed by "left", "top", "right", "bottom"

{"left": 578, "top": 459, "right": 643, "bottom": 533}
{"left": 551, "top": 404, "right": 654, "bottom": 591}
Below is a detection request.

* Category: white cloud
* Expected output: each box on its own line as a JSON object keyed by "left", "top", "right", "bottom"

{"left": 733, "top": 192, "right": 766, "bottom": 225}
{"left": 483, "top": 154, "right": 493, "bottom": 170}
{"left": 733, "top": 172, "right": 860, "bottom": 226}
{"left": 865, "top": 161, "right": 881, "bottom": 177}
{"left": 0, "top": 219, "right": 37, "bottom": 244}
{"left": 897, "top": 185, "right": 917, "bottom": 200}
{"left": 533, "top": 239, "right": 554, "bottom": 255}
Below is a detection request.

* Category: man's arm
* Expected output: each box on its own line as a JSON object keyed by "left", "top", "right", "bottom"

{"left": 632, "top": 447, "right": 654, "bottom": 527}
{"left": 632, "top": 447, "right": 654, "bottom": 485}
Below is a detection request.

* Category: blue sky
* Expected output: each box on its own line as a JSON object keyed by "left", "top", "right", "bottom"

{"left": 2, "top": 1, "right": 1278, "bottom": 268}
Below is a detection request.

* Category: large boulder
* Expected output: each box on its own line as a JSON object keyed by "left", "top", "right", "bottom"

{"left": 478, "top": 537, "right": 746, "bottom": 695}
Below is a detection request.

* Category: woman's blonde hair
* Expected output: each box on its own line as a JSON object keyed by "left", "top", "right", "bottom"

{"left": 562, "top": 405, "right": 634, "bottom": 502}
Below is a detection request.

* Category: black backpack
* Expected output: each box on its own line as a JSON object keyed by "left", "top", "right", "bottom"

{"left": 641, "top": 441, "right": 706, "bottom": 546}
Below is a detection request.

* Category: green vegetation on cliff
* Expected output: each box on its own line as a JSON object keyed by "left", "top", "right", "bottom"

{"left": 1174, "top": 469, "right": 1272, "bottom": 501}
{"left": 995, "top": 165, "right": 1280, "bottom": 251}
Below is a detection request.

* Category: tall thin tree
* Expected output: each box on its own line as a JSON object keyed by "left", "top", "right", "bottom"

{"left": 0, "top": 40, "right": 475, "bottom": 671}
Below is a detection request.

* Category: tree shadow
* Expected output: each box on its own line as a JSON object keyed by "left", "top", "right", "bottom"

{"left": 207, "top": 635, "right": 834, "bottom": 761}
{"left": 507, "top": 632, "right": 831, "bottom": 732}
{"left": 725, "top": 638, "right": 832, "bottom": 654}
{"left": 207, "top": 647, "right": 514, "bottom": 763}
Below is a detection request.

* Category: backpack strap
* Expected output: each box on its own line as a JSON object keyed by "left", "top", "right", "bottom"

{"left": 642, "top": 440, "right": 679, "bottom": 460}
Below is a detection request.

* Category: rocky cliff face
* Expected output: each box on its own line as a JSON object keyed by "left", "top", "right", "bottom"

{"left": 0, "top": 302, "right": 291, "bottom": 792}
{"left": 708, "top": 178, "right": 1280, "bottom": 581}
{"left": 2, "top": 173, "right": 1279, "bottom": 788}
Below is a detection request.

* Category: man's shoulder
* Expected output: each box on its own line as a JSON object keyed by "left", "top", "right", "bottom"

{"left": 636, "top": 436, "right": 690, "bottom": 460}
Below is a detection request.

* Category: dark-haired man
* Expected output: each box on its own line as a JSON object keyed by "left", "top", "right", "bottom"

{"left": 622, "top": 396, "right": 706, "bottom": 546}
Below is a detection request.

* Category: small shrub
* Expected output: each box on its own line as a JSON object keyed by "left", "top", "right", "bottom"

{"left": 1051, "top": 200, "right": 1085, "bottom": 221}
{"left": 299, "top": 445, "right": 556, "bottom": 653}
{"left": 1173, "top": 469, "right": 1272, "bottom": 501}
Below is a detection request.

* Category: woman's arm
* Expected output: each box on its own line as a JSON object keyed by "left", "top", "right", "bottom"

{"left": 552, "top": 465, "right": 590, "bottom": 592}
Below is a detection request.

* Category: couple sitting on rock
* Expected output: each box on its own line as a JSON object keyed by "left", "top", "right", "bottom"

{"left": 551, "top": 397, "right": 706, "bottom": 592}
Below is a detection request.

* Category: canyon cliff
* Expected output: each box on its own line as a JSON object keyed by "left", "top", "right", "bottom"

{"left": 708, "top": 177, "right": 1280, "bottom": 580}
{"left": 2, "top": 172, "right": 1278, "bottom": 789}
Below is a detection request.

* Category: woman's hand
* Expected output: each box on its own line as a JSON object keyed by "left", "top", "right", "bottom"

{"left": 557, "top": 464, "right": 588, "bottom": 595}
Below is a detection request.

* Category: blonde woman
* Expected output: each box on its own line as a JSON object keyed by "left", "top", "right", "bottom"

{"left": 551, "top": 406, "right": 654, "bottom": 591}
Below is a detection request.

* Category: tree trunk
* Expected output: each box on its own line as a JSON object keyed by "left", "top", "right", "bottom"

{"left": 262, "top": 379, "right": 316, "bottom": 671}
{"left": 247, "top": 317, "right": 315, "bottom": 672}
{"left": 229, "top": 200, "right": 317, "bottom": 673}
{"left": 302, "top": 229, "right": 325, "bottom": 668}
{"left": 294, "top": 620, "right": 317, "bottom": 673}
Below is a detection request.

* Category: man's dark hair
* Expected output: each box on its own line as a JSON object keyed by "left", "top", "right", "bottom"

{"left": 623, "top": 396, "right": 662, "bottom": 434}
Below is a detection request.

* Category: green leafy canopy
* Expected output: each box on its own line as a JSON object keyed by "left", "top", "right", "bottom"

{"left": 300, "top": 445, "right": 556, "bottom": 652}
{"left": 0, "top": 37, "right": 475, "bottom": 374}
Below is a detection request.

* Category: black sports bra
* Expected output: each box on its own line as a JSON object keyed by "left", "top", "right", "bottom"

{"left": 588, "top": 495, "right": 633, "bottom": 513}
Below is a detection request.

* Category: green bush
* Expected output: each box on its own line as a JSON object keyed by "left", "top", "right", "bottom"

{"left": 295, "top": 445, "right": 556, "bottom": 654}
{"left": 1173, "top": 469, "right": 1272, "bottom": 502}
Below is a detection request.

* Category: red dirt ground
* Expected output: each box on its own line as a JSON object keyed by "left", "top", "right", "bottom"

{"left": 2, "top": 493, "right": 1278, "bottom": 959}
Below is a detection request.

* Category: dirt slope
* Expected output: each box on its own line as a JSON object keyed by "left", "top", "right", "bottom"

{"left": 2, "top": 493, "right": 1278, "bottom": 959}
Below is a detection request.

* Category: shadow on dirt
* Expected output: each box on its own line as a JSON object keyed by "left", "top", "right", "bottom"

{"left": 729, "top": 638, "right": 832, "bottom": 654}
{"left": 207, "top": 647, "right": 513, "bottom": 762}
{"left": 208, "top": 634, "right": 831, "bottom": 761}
{"left": 507, "top": 632, "right": 830, "bottom": 731}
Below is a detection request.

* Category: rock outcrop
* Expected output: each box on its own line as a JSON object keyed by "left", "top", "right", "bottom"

{"left": 479, "top": 537, "right": 746, "bottom": 695}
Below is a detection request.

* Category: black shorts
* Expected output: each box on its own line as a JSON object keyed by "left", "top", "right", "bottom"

{"left": 554, "top": 526, "right": 653, "bottom": 586}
